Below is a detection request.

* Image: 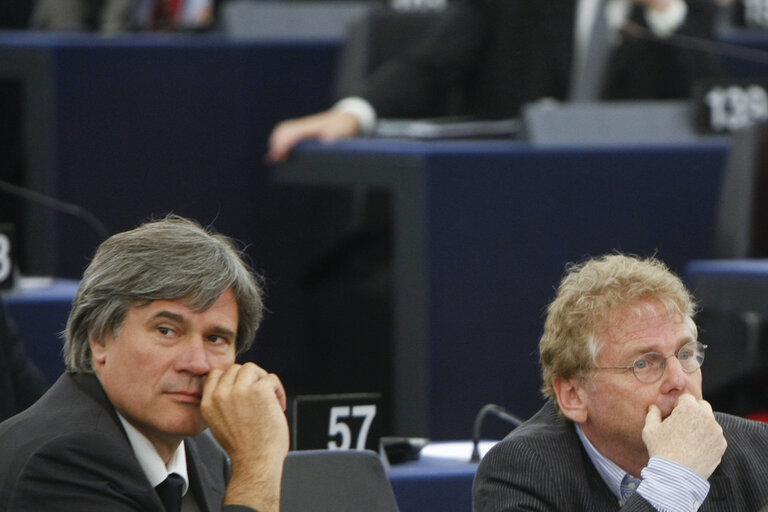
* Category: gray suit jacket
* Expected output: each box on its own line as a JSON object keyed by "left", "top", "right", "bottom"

{"left": 0, "top": 372, "right": 255, "bottom": 512}
{"left": 473, "top": 400, "right": 768, "bottom": 511}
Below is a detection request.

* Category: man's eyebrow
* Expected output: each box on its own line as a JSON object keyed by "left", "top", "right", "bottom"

{"left": 208, "top": 325, "right": 237, "bottom": 339}
{"left": 150, "top": 310, "right": 237, "bottom": 338}
{"left": 629, "top": 335, "right": 697, "bottom": 356}
{"left": 150, "top": 310, "right": 186, "bottom": 324}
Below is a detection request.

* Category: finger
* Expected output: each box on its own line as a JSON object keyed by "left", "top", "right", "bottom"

{"left": 241, "top": 361, "right": 268, "bottom": 376}
{"left": 202, "top": 368, "right": 224, "bottom": 399}
{"left": 697, "top": 399, "right": 715, "bottom": 415}
{"left": 232, "top": 362, "right": 267, "bottom": 389}
{"left": 645, "top": 403, "right": 662, "bottom": 428}
{"left": 676, "top": 392, "right": 697, "bottom": 407}
{"left": 265, "top": 137, "right": 296, "bottom": 164}
{"left": 215, "top": 362, "right": 243, "bottom": 394}
{"left": 262, "top": 373, "right": 288, "bottom": 411}
{"left": 201, "top": 368, "right": 225, "bottom": 417}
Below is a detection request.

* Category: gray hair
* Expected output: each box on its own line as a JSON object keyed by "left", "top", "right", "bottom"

{"left": 64, "top": 215, "right": 264, "bottom": 373}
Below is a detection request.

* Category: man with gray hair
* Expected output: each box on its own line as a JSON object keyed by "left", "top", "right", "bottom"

{"left": 473, "top": 253, "right": 768, "bottom": 511}
{"left": 0, "top": 215, "right": 288, "bottom": 512}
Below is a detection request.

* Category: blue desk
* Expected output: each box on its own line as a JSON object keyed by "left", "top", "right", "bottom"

{"left": 686, "top": 259, "right": 768, "bottom": 314}
{"left": 390, "top": 457, "right": 476, "bottom": 512}
{"left": 2, "top": 279, "right": 78, "bottom": 383}
{"left": 388, "top": 441, "right": 487, "bottom": 512}
{"left": 275, "top": 137, "right": 730, "bottom": 438}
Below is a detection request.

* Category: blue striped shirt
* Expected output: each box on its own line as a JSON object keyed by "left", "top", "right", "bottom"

{"left": 574, "top": 424, "right": 710, "bottom": 511}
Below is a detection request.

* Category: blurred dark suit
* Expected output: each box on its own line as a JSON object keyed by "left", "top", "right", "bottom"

{"left": 359, "top": 0, "right": 721, "bottom": 119}
{"left": 0, "top": 301, "right": 49, "bottom": 422}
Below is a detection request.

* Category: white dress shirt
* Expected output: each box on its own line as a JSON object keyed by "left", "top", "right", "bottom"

{"left": 575, "top": 423, "right": 710, "bottom": 511}
{"left": 117, "top": 413, "right": 201, "bottom": 512}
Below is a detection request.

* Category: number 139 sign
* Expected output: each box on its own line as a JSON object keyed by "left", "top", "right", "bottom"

{"left": 291, "top": 393, "right": 382, "bottom": 451}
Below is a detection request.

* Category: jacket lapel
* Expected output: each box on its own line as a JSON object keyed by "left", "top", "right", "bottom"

{"left": 186, "top": 435, "right": 227, "bottom": 512}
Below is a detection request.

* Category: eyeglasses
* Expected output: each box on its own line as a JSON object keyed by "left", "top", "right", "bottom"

{"left": 595, "top": 341, "right": 707, "bottom": 383}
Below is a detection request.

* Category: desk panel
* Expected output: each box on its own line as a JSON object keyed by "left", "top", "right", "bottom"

{"left": 389, "top": 456, "right": 477, "bottom": 512}
{"left": 276, "top": 137, "right": 730, "bottom": 438}
{"left": 2, "top": 279, "right": 78, "bottom": 382}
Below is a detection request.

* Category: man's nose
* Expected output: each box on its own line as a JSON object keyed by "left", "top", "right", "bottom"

{"left": 660, "top": 354, "right": 688, "bottom": 391}
{"left": 178, "top": 337, "right": 212, "bottom": 375}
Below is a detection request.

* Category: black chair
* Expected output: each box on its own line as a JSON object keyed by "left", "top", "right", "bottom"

{"left": 713, "top": 120, "right": 768, "bottom": 258}
{"left": 333, "top": 5, "right": 446, "bottom": 100}
{"left": 281, "top": 449, "right": 400, "bottom": 512}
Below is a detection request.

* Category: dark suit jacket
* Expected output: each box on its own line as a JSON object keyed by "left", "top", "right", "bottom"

{"left": 0, "top": 372, "right": 255, "bottom": 512}
{"left": 0, "top": 301, "right": 49, "bottom": 422}
{"left": 362, "top": 0, "right": 721, "bottom": 119}
{"left": 473, "top": 400, "right": 768, "bottom": 511}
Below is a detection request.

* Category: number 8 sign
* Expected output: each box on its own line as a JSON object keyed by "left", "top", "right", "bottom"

{"left": 0, "top": 224, "right": 15, "bottom": 291}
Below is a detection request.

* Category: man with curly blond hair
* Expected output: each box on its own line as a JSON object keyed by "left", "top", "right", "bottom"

{"left": 474, "top": 253, "right": 768, "bottom": 511}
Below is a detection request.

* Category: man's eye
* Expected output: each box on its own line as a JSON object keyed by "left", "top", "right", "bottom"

{"left": 634, "top": 359, "right": 648, "bottom": 370}
{"left": 158, "top": 326, "right": 174, "bottom": 336}
{"left": 208, "top": 335, "right": 229, "bottom": 345}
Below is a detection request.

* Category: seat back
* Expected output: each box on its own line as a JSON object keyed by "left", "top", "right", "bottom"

{"left": 281, "top": 449, "right": 400, "bottom": 512}
{"left": 333, "top": 6, "right": 445, "bottom": 99}
{"left": 714, "top": 120, "right": 768, "bottom": 257}
{"left": 217, "top": 0, "right": 376, "bottom": 38}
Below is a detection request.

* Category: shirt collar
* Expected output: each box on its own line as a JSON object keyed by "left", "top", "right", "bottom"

{"left": 574, "top": 423, "right": 638, "bottom": 502}
{"left": 117, "top": 412, "right": 190, "bottom": 495}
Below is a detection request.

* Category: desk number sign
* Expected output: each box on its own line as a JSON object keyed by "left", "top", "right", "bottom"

{"left": 693, "top": 79, "right": 768, "bottom": 134}
{"left": 0, "top": 224, "right": 15, "bottom": 291}
{"left": 291, "top": 393, "right": 381, "bottom": 451}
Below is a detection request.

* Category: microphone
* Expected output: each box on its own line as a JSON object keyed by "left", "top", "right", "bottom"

{"left": 620, "top": 20, "right": 768, "bottom": 65}
{"left": 0, "top": 178, "right": 110, "bottom": 242}
{"left": 470, "top": 403, "right": 523, "bottom": 463}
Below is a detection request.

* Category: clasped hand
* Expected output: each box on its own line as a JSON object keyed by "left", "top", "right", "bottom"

{"left": 642, "top": 393, "right": 727, "bottom": 479}
{"left": 200, "top": 362, "right": 289, "bottom": 465}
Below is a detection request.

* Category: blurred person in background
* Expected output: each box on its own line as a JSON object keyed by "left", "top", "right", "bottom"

{"left": 267, "top": 0, "right": 722, "bottom": 162}
{"left": 0, "top": 301, "right": 49, "bottom": 422}
{"left": 30, "top": 0, "right": 216, "bottom": 33}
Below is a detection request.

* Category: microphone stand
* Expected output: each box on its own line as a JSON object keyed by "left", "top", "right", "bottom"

{"left": 0, "top": 179, "right": 110, "bottom": 242}
{"left": 470, "top": 403, "right": 523, "bottom": 463}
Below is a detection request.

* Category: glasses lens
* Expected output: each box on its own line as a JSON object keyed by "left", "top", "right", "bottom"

{"left": 633, "top": 353, "right": 665, "bottom": 383}
{"left": 677, "top": 341, "right": 706, "bottom": 372}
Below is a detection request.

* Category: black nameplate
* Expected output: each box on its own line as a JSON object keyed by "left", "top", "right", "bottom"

{"left": 0, "top": 224, "right": 15, "bottom": 291}
{"left": 291, "top": 393, "right": 381, "bottom": 451}
{"left": 693, "top": 78, "right": 768, "bottom": 134}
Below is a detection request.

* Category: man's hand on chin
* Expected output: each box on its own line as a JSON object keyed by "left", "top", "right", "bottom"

{"left": 201, "top": 363, "right": 289, "bottom": 512}
{"left": 642, "top": 393, "right": 727, "bottom": 479}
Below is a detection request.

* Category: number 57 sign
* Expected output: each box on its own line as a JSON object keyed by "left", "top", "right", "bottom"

{"left": 291, "top": 393, "right": 382, "bottom": 451}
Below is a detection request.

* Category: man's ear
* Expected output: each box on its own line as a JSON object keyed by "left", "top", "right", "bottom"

{"left": 89, "top": 335, "right": 107, "bottom": 368}
{"left": 553, "top": 376, "right": 589, "bottom": 423}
